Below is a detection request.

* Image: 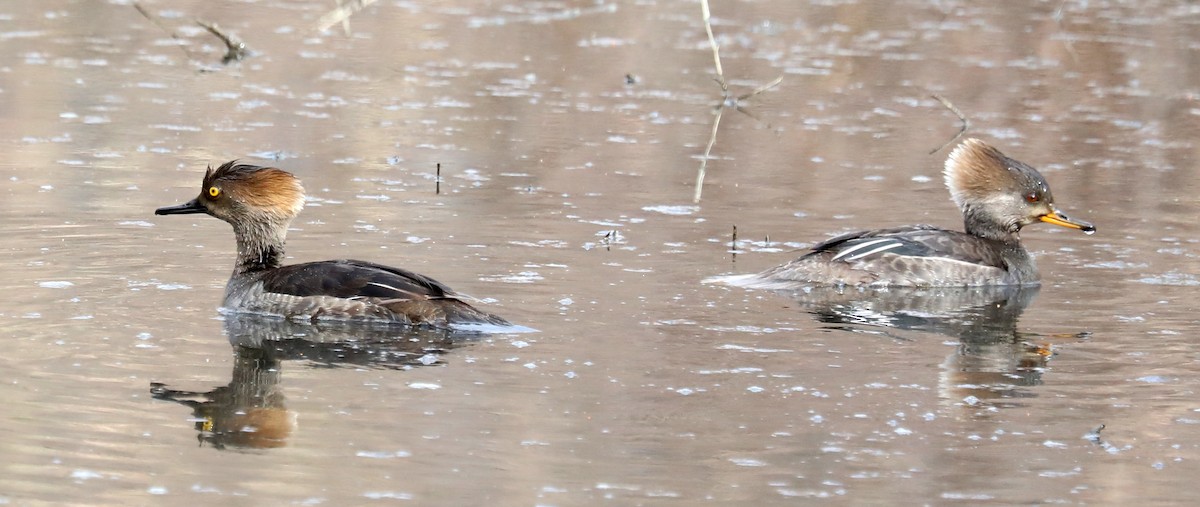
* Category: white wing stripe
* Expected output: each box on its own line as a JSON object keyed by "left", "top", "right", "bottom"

{"left": 367, "top": 282, "right": 403, "bottom": 293}
{"left": 845, "top": 242, "right": 904, "bottom": 261}
{"left": 829, "top": 238, "right": 896, "bottom": 261}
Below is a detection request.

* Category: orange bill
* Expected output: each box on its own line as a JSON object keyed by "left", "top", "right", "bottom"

{"left": 1040, "top": 211, "right": 1095, "bottom": 233}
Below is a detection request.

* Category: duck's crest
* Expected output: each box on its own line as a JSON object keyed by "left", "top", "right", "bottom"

{"left": 944, "top": 138, "right": 1011, "bottom": 210}
{"left": 206, "top": 161, "right": 305, "bottom": 219}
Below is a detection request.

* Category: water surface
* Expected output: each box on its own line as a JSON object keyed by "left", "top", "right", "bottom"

{"left": 2, "top": 0, "right": 1200, "bottom": 504}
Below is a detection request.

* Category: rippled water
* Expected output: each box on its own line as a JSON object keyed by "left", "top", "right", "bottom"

{"left": 3, "top": 0, "right": 1200, "bottom": 504}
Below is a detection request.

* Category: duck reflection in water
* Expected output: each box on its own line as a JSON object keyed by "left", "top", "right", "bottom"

{"left": 786, "top": 285, "right": 1085, "bottom": 408}
{"left": 151, "top": 314, "right": 470, "bottom": 450}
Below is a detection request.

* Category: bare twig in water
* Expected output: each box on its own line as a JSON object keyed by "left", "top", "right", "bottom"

{"left": 132, "top": 2, "right": 195, "bottom": 62}
{"left": 693, "top": 0, "right": 783, "bottom": 203}
{"left": 133, "top": 3, "right": 246, "bottom": 66}
{"left": 735, "top": 75, "right": 784, "bottom": 104}
{"left": 1052, "top": 1, "right": 1080, "bottom": 64}
{"left": 196, "top": 20, "right": 248, "bottom": 64}
{"left": 436, "top": 163, "right": 441, "bottom": 195}
{"left": 694, "top": 104, "right": 724, "bottom": 203}
{"left": 701, "top": 0, "right": 726, "bottom": 92}
{"left": 928, "top": 94, "right": 970, "bottom": 154}
{"left": 601, "top": 230, "right": 620, "bottom": 251}
{"left": 316, "top": 0, "right": 379, "bottom": 33}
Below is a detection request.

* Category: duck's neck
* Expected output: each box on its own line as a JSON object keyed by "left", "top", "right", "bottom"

{"left": 232, "top": 220, "right": 287, "bottom": 274}
{"left": 961, "top": 204, "right": 1020, "bottom": 243}
{"left": 962, "top": 205, "right": 1040, "bottom": 283}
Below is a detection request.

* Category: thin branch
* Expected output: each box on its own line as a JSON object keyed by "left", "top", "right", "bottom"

{"left": 928, "top": 94, "right": 970, "bottom": 154}
{"left": 735, "top": 75, "right": 783, "bottom": 102}
{"left": 700, "top": 0, "right": 726, "bottom": 92}
{"left": 316, "top": 0, "right": 379, "bottom": 33}
{"left": 694, "top": 105, "right": 724, "bottom": 203}
{"left": 196, "top": 21, "right": 248, "bottom": 64}
{"left": 1052, "top": 0, "right": 1080, "bottom": 64}
{"left": 693, "top": 0, "right": 781, "bottom": 203}
{"left": 132, "top": 2, "right": 195, "bottom": 62}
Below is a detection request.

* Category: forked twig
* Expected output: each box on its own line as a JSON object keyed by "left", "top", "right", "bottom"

{"left": 693, "top": 0, "right": 782, "bottom": 203}
{"left": 928, "top": 94, "right": 970, "bottom": 154}
{"left": 133, "top": 3, "right": 247, "bottom": 66}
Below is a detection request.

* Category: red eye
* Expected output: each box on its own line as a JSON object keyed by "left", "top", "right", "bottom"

{"left": 1025, "top": 192, "right": 1039, "bottom": 203}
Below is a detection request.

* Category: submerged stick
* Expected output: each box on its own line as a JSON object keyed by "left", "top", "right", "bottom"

{"left": 928, "top": 94, "right": 970, "bottom": 154}
{"left": 436, "top": 163, "right": 441, "bottom": 195}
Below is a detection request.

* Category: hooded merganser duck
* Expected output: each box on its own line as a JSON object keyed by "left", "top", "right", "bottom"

{"left": 709, "top": 139, "right": 1095, "bottom": 288}
{"left": 155, "top": 162, "right": 511, "bottom": 328}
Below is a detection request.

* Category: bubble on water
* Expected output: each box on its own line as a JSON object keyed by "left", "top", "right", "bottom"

{"left": 363, "top": 492, "right": 413, "bottom": 500}
{"left": 729, "top": 458, "right": 766, "bottom": 467}
{"left": 70, "top": 469, "right": 104, "bottom": 481}
{"left": 356, "top": 450, "right": 411, "bottom": 459}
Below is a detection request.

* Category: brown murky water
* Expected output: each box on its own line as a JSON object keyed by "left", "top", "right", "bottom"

{"left": 3, "top": 0, "right": 1200, "bottom": 504}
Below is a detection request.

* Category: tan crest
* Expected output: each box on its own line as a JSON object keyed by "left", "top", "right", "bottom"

{"left": 944, "top": 138, "right": 1015, "bottom": 209}
{"left": 238, "top": 168, "right": 305, "bottom": 218}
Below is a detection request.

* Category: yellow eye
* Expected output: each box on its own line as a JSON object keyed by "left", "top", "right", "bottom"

{"left": 208, "top": 186, "right": 220, "bottom": 198}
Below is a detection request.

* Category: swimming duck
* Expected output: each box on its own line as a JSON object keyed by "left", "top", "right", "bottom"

{"left": 710, "top": 139, "right": 1094, "bottom": 288}
{"left": 155, "top": 162, "right": 511, "bottom": 328}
